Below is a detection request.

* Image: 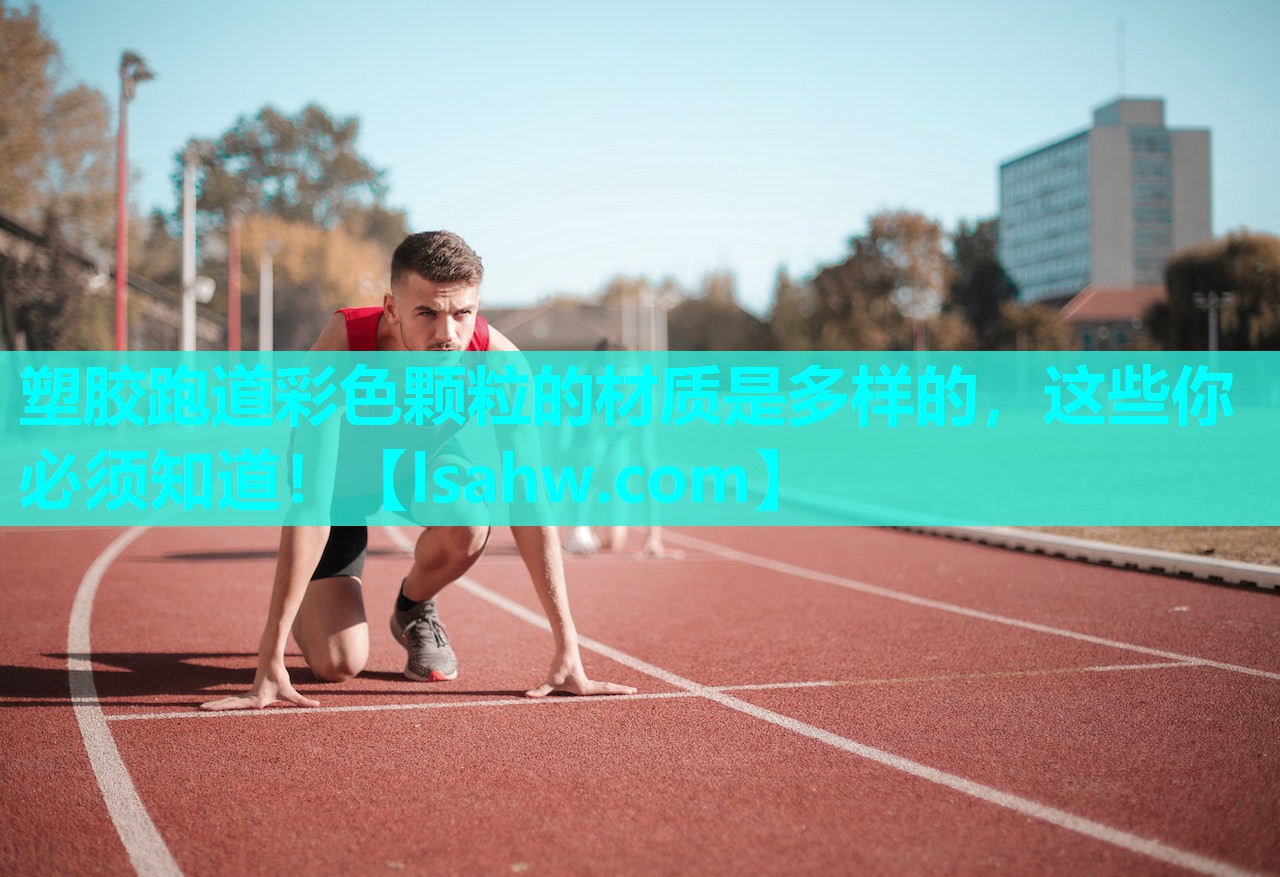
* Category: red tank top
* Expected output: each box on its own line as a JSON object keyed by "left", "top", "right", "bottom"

{"left": 337, "top": 306, "right": 491, "bottom": 352}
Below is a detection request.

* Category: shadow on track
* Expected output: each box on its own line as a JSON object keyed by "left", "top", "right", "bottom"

{"left": 128, "top": 547, "right": 405, "bottom": 563}
{"left": 0, "top": 654, "right": 528, "bottom": 707}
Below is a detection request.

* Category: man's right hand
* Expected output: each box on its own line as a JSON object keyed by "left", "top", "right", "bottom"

{"left": 200, "top": 656, "right": 320, "bottom": 711}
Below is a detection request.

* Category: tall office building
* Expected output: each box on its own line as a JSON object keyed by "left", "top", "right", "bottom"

{"left": 998, "top": 98, "right": 1211, "bottom": 306}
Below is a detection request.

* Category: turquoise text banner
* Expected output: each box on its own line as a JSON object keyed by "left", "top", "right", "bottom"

{"left": 2, "top": 351, "right": 1275, "bottom": 526}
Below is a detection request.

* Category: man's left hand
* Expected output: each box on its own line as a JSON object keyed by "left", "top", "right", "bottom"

{"left": 525, "top": 655, "right": 638, "bottom": 698}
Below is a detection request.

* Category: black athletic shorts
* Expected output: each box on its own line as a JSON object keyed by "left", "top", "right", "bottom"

{"left": 309, "top": 430, "right": 477, "bottom": 582}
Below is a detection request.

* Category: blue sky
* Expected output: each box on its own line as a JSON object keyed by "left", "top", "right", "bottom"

{"left": 35, "top": 0, "right": 1280, "bottom": 313}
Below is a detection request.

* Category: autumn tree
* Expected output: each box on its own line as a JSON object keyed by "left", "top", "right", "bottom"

{"left": 0, "top": 3, "right": 118, "bottom": 349}
{"left": 0, "top": 4, "right": 114, "bottom": 249}
{"left": 179, "top": 104, "right": 408, "bottom": 245}
{"left": 804, "top": 210, "right": 964, "bottom": 349}
{"left": 150, "top": 104, "right": 412, "bottom": 346}
{"left": 989, "top": 301, "right": 1079, "bottom": 350}
{"left": 1148, "top": 230, "right": 1280, "bottom": 350}
{"left": 0, "top": 1, "right": 53, "bottom": 222}
{"left": 236, "top": 214, "right": 389, "bottom": 350}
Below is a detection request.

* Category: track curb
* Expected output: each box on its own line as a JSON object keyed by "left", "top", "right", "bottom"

{"left": 896, "top": 526, "right": 1280, "bottom": 592}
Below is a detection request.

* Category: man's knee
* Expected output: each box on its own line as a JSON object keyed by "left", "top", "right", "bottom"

{"left": 306, "top": 648, "right": 367, "bottom": 683}
{"left": 297, "top": 622, "right": 369, "bottom": 683}
{"left": 451, "top": 525, "right": 490, "bottom": 559}
{"left": 420, "top": 525, "right": 489, "bottom": 567}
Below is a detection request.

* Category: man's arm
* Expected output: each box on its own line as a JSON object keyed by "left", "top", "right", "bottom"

{"left": 487, "top": 327, "right": 637, "bottom": 698}
{"left": 201, "top": 527, "right": 330, "bottom": 710}
{"left": 510, "top": 526, "right": 635, "bottom": 697}
{"left": 201, "top": 313, "right": 349, "bottom": 710}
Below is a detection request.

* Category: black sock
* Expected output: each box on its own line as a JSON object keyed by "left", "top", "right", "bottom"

{"left": 396, "top": 583, "right": 419, "bottom": 614}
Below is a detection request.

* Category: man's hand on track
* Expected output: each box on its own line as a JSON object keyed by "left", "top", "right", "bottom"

{"left": 525, "top": 655, "right": 638, "bottom": 698}
{"left": 200, "top": 657, "right": 320, "bottom": 710}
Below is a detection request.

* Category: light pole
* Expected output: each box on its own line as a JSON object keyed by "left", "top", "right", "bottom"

{"left": 227, "top": 208, "right": 242, "bottom": 351}
{"left": 113, "top": 50, "right": 155, "bottom": 351}
{"left": 259, "top": 239, "right": 278, "bottom": 351}
{"left": 1192, "top": 291, "right": 1234, "bottom": 352}
{"left": 179, "top": 146, "right": 216, "bottom": 351}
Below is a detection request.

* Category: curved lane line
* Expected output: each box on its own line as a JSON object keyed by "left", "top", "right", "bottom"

{"left": 68, "top": 526, "right": 181, "bottom": 877}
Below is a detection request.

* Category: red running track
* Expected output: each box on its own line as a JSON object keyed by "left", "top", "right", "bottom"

{"left": 1, "top": 525, "right": 1278, "bottom": 876}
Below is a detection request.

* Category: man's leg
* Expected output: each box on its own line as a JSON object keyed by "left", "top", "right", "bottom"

{"left": 403, "top": 525, "right": 491, "bottom": 600}
{"left": 292, "top": 526, "right": 371, "bottom": 682}
{"left": 391, "top": 525, "right": 490, "bottom": 681}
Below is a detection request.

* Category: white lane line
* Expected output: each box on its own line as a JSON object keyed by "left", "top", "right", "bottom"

{"left": 716, "top": 661, "right": 1196, "bottom": 692}
{"left": 107, "top": 661, "right": 1190, "bottom": 723}
{"left": 108, "top": 690, "right": 703, "bottom": 722}
{"left": 69, "top": 527, "right": 181, "bottom": 877}
{"left": 666, "top": 531, "right": 1280, "bottom": 682}
{"left": 495, "top": 555, "right": 725, "bottom": 565}
{"left": 387, "top": 527, "right": 1262, "bottom": 877}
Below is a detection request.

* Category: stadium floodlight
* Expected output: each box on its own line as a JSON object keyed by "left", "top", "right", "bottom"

{"left": 114, "top": 50, "right": 156, "bottom": 350}
{"left": 193, "top": 276, "right": 216, "bottom": 304}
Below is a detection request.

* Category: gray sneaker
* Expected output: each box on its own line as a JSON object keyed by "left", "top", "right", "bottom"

{"left": 390, "top": 597, "right": 458, "bottom": 682}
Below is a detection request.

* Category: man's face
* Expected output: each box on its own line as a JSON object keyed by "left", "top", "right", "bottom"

{"left": 385, "top": 273, "right": 480, "bottom": 352}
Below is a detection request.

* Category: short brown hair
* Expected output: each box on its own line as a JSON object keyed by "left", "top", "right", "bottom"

{"left": 390, "top": 231, "right": 483, "bottom": 286}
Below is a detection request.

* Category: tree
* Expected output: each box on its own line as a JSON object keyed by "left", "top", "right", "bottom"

{"left": 181, "top": 104, "right": 405, "bottom": 236}
{"left": 700, "top": 270, "right": 736, "bottom": 307}
{"left": 236, "top": 214, "right": 389, "bottom": 350}
{"left": 341, "top": 202, "right": 413, "bottom": 253}
{"left": 0, "top": 3, "right": 119, "bottom": 349}
{"left": 0, "top": 1, "right": 52, "bottom": 222}
{"left": 990, "top": 301, "right": 1079, "bottom": 350}
{"left": 808, "top": 210, "right": 961, "bottom": 350}
{"left": 148, "top": 104, "right": 412, "bottom": 347}
{"left": 0, "top": 3, "right": 114, "bottom": 251}
{"left": 131, "top": 209, "right": 183, "bottom": 290}
{"left": 950, "top": 218, "right": 1017, "bottom": 347}
{"left": 768, "top": 266, "right": 817, "bottom": 349}
{"left": 1149, "top": 231, "right": 1280, "bottom": 350}
{"left": 40, "top": 85, "right": 115, "bottom": 251}
{"left": 598, "top": 275, "right": 650, "bottom": 309}
{"left": 0, "top": 213, "right": 111, "bottom": 350}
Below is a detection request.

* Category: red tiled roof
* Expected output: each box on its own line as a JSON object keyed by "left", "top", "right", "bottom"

{"left": 1060, "top": 285, "right": 1166, "bottom": 323}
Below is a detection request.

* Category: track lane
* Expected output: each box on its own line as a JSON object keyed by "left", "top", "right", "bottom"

{"left": 13, "top": 524, "right": 1278, "bottom": 875}
{"left": 0, "top": 527, "right": 136, "bottom": 876}
{"left": 425, "top": 528, "right": 1277, "bottom": 876}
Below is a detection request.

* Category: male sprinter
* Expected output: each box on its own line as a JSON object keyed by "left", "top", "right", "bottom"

{"left": 202, "top": 231, "right": 635, "bottom": 710}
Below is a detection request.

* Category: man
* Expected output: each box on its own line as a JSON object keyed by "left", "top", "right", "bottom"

{"left": 202, "top": 231, "right": 636, "bottom": 710}
{"left": 560, "top": 341, "right": 681, "bottom": 559}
